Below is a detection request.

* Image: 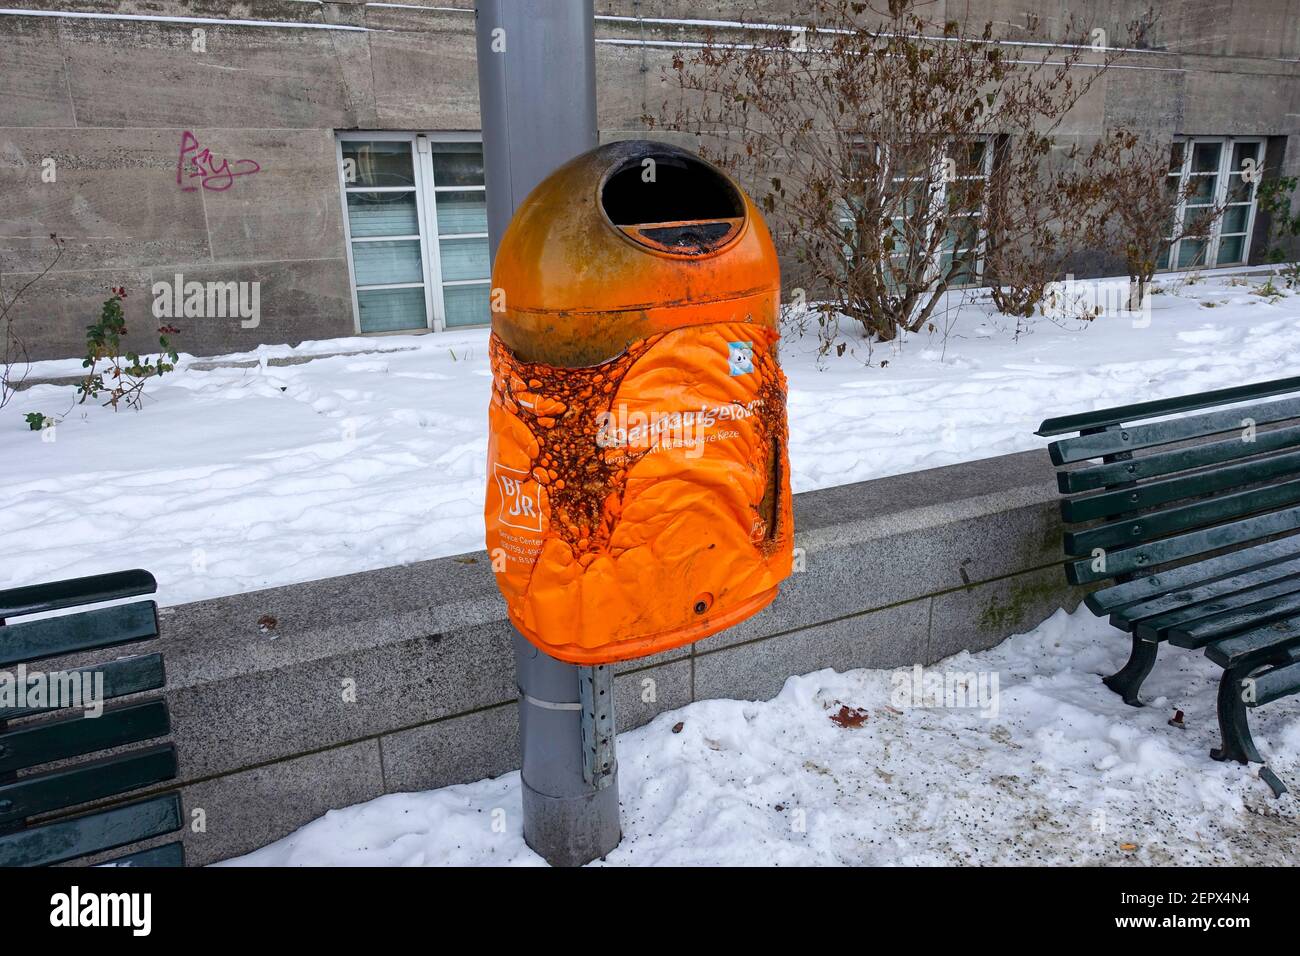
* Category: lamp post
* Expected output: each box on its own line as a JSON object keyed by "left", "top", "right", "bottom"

{"left": 475, "top": 0, "right": 620, "bottom": 868}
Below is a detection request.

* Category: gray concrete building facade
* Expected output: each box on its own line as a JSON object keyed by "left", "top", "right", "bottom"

{"left": 2, "top": 0, "right": 1299, "bottom": 361}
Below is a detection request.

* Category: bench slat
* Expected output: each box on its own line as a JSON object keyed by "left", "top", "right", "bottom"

{"left": 1169, "top": 591, "right": 1300, "bottom": 647}
{"left": 1035, "top": 375, "right": 1300, "bottom": 438}
{"left": 0, "top": 653, "right": 165, "bottom": 720}
{"left": 1246, "top": 659, "right": 1300, "bottom": 707}
{"left": 1063, "top": 448, "right": 1300, "bottom": 523}
{"left": 1058, "top": 423, "right": 1300, "bottom": 494}
{"left": 1084, "top": 537, "right": 1300, "bottom": 614}
{"left": 1205, "top": 618, "right": 1300, "bottom": 667}
{"left": 1064, "top": 477, "right": 1300, "bottom": 555}
{"left": 0, "top": 701, "right": 171, "bottom": 775}
{"left": 100, "top": 840, "right": 184, "bottom": 868}
{"left": 1048, "top": 396, "right": 1300, "bottom": 465}
{"left": 0, "top": 601, "right": 158, "bottom": 668}
{"left": 0, "top": 744, "right": 177, "bottom": 825}
{"left": 1111, "top": 554, "right": 1300, "bottom": 630}
{"left": 0, "top": 570, "right": 157, "bottom": 621}
{"left": 1133, "top": 575, "right": 1300, "bottom": 642}
{"left": 0, "top": 793, "right": 181, "bottom": 868}
{"left": 1066, "top": 507, "right": 1300, "bottom": 585}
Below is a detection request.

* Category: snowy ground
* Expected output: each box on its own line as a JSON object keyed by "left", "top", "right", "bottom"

{"left": 3, "top": 273, "right": 1300, "bottom": 606}
{"left": 223, "top": 605, "right": 1300, "bottom": 866}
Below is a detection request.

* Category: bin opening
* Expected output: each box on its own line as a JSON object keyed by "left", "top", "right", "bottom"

{"left": 601, "top": 152, "right": 745, "bottom": 254}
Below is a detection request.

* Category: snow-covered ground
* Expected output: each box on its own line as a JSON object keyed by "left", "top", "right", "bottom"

{"left": 223, "top": 605, "right": 1300, "bottom": 866}
{"left": 3, "top": 274, "right": 1299, "bottom": 606}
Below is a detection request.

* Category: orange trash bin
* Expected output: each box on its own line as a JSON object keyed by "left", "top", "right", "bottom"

{"left": 485, "top": 140, "right": 793, "bottom": 664}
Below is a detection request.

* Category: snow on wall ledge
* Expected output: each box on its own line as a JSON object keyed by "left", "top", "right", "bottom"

{"left": 52, "top": 447, "right": 1077, "bottom": 866}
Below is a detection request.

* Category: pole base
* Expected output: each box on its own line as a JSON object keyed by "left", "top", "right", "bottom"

{"left": 521, "top": 775, "right": 621, "bottom": 867}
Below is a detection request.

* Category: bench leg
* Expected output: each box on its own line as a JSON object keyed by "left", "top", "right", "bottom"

{"left": 1211, "top": 664, "right": 1263, "bottom": 765}
{"left": 1103, "top": 635, "right": 1158, "bottom": 707}
{"left": 1211, "top": 664, "right": 1289, "bottom": 797}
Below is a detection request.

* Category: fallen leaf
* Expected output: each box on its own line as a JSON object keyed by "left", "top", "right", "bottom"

{"left": 830, "top": 705, "right": 869, "bottom": 729}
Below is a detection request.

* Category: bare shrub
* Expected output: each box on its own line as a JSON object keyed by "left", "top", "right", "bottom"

{"left": 1076, "top": 129, "right": 1223, "bottom": 310}
{"left": 982, "top": 138, "right": 1105, "bottom": 324}
{"left": 653, "top": 0, "right": 1144, "bottom": 351}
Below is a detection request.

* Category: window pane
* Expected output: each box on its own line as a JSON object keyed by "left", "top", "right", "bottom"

{"left": 1168, "top": 141, "right": 1185, "bottom": 172}
{"left": 1216, "top": 235, "right": 1245, "bottom": 265}
{"left": 1232, "top": 141, "right": 1260, "bottom": 171}
{"left": 890, "top": 146, "right": 934, "bottom": 180}
{"left": 432, "top": 144, "right": 485, "bottom": 187}
{"left": 352, "top": 239, "right": 424, "bottom": 286}
{"left": 358, "top": 287, "right": 427, "bottom": 333}
{"left": 954, "top": 140, "right": 986, "bottom": 176}
{"left": 436, "top": 190, "right": 488, "bottom": 235}
{"left": 438, "top": 237, "right": 489, "bottom": 281}
{"left": 442, "top": 283, "right": 490, "bottom": 328}
{"left": 1182, "top": 205, "right": 1219, "bottom": 235}
{"left": 939, "top": 252, "right": 977, "bottom": 284}
{"left": 1157, "top": 242, "right": 1171, "bottom": 270}
{"left": 1222, "top": 204, "right": 1249, "bottom": 233}
{"left": 942, "top": 216, "right": 979, "bottom": 251}
{"left": 887, "top": 195, "right": 927, "bottom": 221}
{"left": 1163, "top": 202, "right": 1179, "bottom": 237}
{"left": 1191, "top": 142, "right": 1222, "bottom": 173}
{"left": 342, "top": 140, "right": 414, "bottom": 188}
{"left": 947, "top": 178, "right": 984, "bottom": 212}
{"left": 1188, "top": 175, "right": 1217, "bottom": 203}
{"left": 346, "top": 191, "right": 419, "bottom": 237}
{"left": 1177, "top": 239, "right": 1207, "bottom": 268}
{"left": 1226, "top": 175, "right": 1255, "bottom": 204}
{"left": 885, "top": 176, "right": 929, "bottom": 211}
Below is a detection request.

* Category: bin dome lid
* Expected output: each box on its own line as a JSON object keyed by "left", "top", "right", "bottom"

{"left": 492, "top": 140, "right": 779, "bottom": 321}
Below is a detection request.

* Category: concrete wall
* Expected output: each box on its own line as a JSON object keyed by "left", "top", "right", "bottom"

{"left": 22, "top": 447, "right": 1083, "bottom": 865}
{"left": 2, "top": 0, "right": 1299, "bottom": 360}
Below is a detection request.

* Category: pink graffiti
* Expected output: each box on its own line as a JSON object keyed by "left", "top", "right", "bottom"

{"left": 176, "top": 131, "right": 261, "bottom": 192}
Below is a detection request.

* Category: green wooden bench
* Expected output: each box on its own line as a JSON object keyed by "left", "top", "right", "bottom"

{"left": 0, "top": 569, "right": 184, "bottom": 866}
{"left": 1038, "top": 374, "right": 1300, "bottom": 798}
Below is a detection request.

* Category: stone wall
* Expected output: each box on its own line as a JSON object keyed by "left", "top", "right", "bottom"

{"left": 25, "top": 447, "right": 1084, "bottom": 865}
{"left": 1, "top": 0, "right": 1299, "bottom": 359}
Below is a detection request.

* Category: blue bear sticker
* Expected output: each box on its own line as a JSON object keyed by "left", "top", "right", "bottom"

{"left": 728, "top": 341, "right": 754, "bottom": 376}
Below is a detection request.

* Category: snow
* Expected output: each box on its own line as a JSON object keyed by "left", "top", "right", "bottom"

{"left": 3, "top": 274, "right": 1299, "bottom": 607}
{"left": 221, "top": 605, "right": 1300, "bottom": 866}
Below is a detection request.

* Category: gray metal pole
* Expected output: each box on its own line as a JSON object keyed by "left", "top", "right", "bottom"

{"left": 476, "top": 0, "right": 598, "bottom": 262}
{"left": 475, "top": 0, "right": 621, "bottom": 867}
{"left": 512, "top": 636, "right": 620, "bottom": 867}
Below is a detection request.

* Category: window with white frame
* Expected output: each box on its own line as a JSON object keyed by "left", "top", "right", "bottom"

{"left": 1160, "top": 136, "right": 1264, "bottom": 271}
{"left": 337, "top": 133, "right": 491, "bottom": 333}
{"left": 841, "top": 138, "right": 992, "bottom": 286}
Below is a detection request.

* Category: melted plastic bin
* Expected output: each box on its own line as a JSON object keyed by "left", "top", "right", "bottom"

{"left": 486, "top": 140, "right": 794, "bottom": 665}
